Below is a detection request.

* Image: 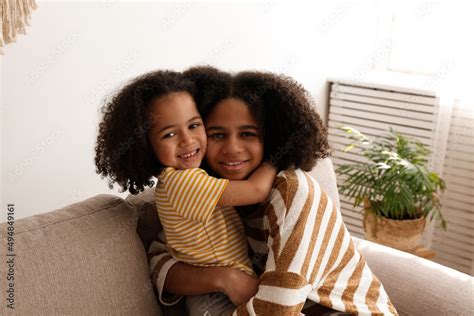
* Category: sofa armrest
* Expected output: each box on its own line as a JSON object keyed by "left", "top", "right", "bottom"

{"left": 353, "top": 237, "right": 473, "bottom": 316}
{"left": 0, "top": 194, "right": 161, "bottom": 315}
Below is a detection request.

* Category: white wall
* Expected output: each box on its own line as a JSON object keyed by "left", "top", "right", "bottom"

{"left": 2, "top": 1, "right": 382, "bottom": 220}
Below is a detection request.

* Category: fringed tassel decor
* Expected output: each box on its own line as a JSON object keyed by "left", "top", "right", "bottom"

{"left": 1, "top": 0, "right": 37, "bottom": 54}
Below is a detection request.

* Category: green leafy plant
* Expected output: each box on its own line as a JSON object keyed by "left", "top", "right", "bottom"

{"left": 336, "top": 127, "right": 447, "bottom": 230}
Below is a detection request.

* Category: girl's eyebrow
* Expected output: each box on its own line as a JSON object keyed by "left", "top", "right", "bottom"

{"left": 206, "top": 126, "right": 225, "bottom": 132}
{"left": 239, "top": 125, "right": 259, "bottom": 130}
{"left": 206, "top": 125, "right": 258, "bottom": 131}
{"left": 187, "top": 116, "right": 202, "bottom": 123}
{"left": 157, "top": 116, "right": 201, "bottom": 133}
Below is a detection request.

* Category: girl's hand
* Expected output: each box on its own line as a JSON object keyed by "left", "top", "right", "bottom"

{"left": 218, "top": 268, "right": 259, "bottom": 306}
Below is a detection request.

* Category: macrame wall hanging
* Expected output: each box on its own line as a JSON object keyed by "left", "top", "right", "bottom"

{"left": 1, "top": 0, "right": 37, "bottom": 54}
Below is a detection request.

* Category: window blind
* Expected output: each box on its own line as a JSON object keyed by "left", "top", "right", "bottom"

{"left": 431, "top": 100, "right": 474, "bottom": 275}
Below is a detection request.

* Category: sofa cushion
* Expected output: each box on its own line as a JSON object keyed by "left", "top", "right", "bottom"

{"left": 308, "top": 157, "right": 341, "bottom": 210}
{"left": 0, "top": 194, "right": 161, "bottom": 315}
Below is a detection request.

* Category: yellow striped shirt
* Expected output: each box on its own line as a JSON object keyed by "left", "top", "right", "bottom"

{"left": 156, "top": 167, "right": 255, "bottom": 276}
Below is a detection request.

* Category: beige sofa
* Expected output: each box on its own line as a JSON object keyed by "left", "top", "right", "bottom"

{"left": 1, "top": 163, "right": 473, "bottom": 315}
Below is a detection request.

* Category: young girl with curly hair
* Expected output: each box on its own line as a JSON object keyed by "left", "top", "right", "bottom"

{"left": 147, "top": 67, "right": 398, "bottom": 315}
{"left": 94, "top": 70, "right": 278, "bottom": 314}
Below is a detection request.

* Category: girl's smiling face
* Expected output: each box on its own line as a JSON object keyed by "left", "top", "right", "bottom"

{"left": 148, "top": 91, "right": 207, "bottom": 170}
{"left": 205, "top": 98, "right": 264, "bottom": 180}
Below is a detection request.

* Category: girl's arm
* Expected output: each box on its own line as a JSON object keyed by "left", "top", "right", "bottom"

{"left": 216, "top": 162, "right": 277, "bottom": 206}
{"left": 148, "top": 237, "right": 257, "bottom": 306}
{"left": 165, "top": 263, "right": 258, "bottom": 304}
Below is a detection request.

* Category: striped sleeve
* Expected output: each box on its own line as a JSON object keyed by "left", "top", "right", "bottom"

{"left": 234, "top": 169, "right": 398, "bottom": 316}
{"left": 161, "top": 167, "right": 229, "bottom": 223}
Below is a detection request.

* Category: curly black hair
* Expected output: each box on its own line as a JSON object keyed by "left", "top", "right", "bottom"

{"left": 94, "top": 70, "right": 196, "bottom": 194}
{"left": 183, "top": 66, "right": 330, "bottom": 172}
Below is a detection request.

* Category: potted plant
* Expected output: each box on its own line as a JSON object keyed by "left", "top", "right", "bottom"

{"left": 336, "top": 127, "right": 447, "bottom": 252}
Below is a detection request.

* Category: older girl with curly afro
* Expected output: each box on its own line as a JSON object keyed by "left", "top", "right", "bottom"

{"left": 185, "top": 66, "right": 330, "bottom": 172}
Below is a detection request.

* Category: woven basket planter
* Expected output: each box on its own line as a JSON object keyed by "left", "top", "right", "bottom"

{"left": 363, "top": 211, "right": 426, "bottom": 252}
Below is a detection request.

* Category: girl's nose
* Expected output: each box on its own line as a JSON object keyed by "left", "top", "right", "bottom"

{"left": 179, "top": 131, "right": 193, "bottom": 146}
{"left": 222, "top": 136, "right": 243, "bottom": 154}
